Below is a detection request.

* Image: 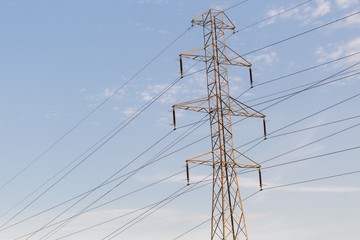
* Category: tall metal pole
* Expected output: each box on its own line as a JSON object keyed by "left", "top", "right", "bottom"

{"left": 173, "top": 9, "right": 266, "bottom": 240}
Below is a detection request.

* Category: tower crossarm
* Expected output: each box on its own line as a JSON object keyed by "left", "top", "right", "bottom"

{"left": 179, "top": 45, "right": 251, "bottom": 78}
{"left": 173, "top": 97, "right": 211, "bottom": 114}
{"left": 185, "top": 148, "right": 262, "bottom": 188}
{"left": 228, "top": 97, "right": 265, "bottom": 118}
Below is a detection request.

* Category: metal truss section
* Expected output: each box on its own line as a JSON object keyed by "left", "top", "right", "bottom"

{"left": 173, "top": 9, "right": 266, "bottom": 240}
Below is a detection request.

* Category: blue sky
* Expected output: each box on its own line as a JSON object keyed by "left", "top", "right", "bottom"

{"left": 0, "top": 0, "right": 359, "bottom": 239}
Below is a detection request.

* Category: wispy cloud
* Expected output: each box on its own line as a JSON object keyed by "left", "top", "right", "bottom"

{"left": 139, "top": 84, "right": 185, "bottom": 104}
{"left": 44, "top": 111, "right": 60, "bottom": 120}
{"left": 85, "top": 87, "right": 125, "bottom": 106}
{"left": 128, "top": 20, "right": 171, "bottom": 35}
{"left": 122, "top": 107, "right": 139, "bottom": 118}
{"left": 334, "top": 0, "right": 359, "bottom": 9}
{"left": 309, "top": 0, "right": 332, "bottom": 18}
{"left": 264, "top": 0, "right": 332, "bottom": 25}
{"left": 249, "top": 51, "right": 278, "bottom": 65}
{"left": 247, "top": 211, "right": 273, "bottom": 220}
{"left": 338, "top": 11, "right": 360, "bottom": 27}
{"left": 316, "top": 36, "right": 360, "bottom": 63}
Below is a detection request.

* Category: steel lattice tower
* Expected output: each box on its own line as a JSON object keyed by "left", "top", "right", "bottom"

{"left": 173, "top": 9, "right": 266, "bottom": 240}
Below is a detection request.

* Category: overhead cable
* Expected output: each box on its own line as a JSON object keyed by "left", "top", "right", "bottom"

{"left": 242, "top": 11, "right": 360, "bottom": 56}
{"left": 0, "top": 26, "right": 193, "bottom": 194}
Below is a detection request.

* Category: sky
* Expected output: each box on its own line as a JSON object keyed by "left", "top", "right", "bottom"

{"left": 0, "top": 0, "right": 359, "bottom": 239}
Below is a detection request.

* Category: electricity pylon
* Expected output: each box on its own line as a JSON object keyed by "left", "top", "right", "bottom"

{"left": 172, "top": 9, "right": 267, "bottom": 240}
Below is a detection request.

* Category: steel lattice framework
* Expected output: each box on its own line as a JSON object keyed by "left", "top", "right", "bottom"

{"left": 173, "top": 9, "right": 266, "bottom": 240}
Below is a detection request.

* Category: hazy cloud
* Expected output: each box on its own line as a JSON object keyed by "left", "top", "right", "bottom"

{"left": 339, "top": 11, "right": 360, "bottom": 27}
{"left": 264, "top": 0, "right": 332, "bottom": 25}
{"left": 316, "top": 36, "right": 360, "bottom": 63}
{"left": 140, "top": 84, "right": 184, "bottom": 104}
{"left": 250, "top": 51, "right": 278, "bottom": 65}
{"left": 44, "top": 111, "right": 59, "bottom": 120}
{"left": 334, "top": 0, "right": 359, "bottom": 9}
{"left": 310, "top": 0, "right": 332, "bottom": 18}
{"left": 128, "top": 20, "right": 170, "bottom": 35}
{"left": 122, "top": 107, "right": 139, "bottom": 118}
{"left": 85, "top": 87, "right": 125, "bottom": 104}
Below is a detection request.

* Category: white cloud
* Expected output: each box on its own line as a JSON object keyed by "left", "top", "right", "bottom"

{"left": 128, "top": 20, "right": 170, "bottom": 35}
{"left": 140, "top": 84, "right": 184, "bottom": 104}
{"left": 340, "top": 11, "right": 360, "bottom": 27}
{"left": 247, "top": 211, "right": 273, "bottom": 220}
{"left": 44, "top": 111, "right": 59, "bottom": 120}
{"left": 264, "top": 0, "right": 332, "bottom": 25}
{"left": 184, "top": 67, "right": 207, "bottom": 95}
{"left": 310, "top": 0, "right": 332, "bottom": 18}
{"left": 264, "top": 6, "right": 301, "bottom": 25}
{"left": 316, "top": 36, "right": 360, "bottom": 63}
{"left": 334, "top": 0, "right": 359, "bottom": 9}
{"left": 210, "top": 4, "right": 226, "bottom": 11}
{"left": 85, "top": 87, "right": 125, "bottom": 104}
{"left": 122, "top": 107, "right": 138, "bottom": 118}
{"left": 250, "top": 51, "right": 278, "bottom": 65}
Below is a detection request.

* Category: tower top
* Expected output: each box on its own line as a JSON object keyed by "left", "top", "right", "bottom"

{"left": 191, "top": 9, "right": 236, "bottom": 30}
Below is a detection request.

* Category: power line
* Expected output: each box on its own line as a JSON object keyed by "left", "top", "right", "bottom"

{"left": 229, "top": 90, "right": 360, "bottom": 165}
{"left": 23, "top": 19, "right": 358, "bottom": 239}
{"left": 245, "top": 71, "right": 360, "bottom": 106}
{"left": 254, "top": 51, "right": 360, "bottom": 87}
{"left": 238, "top": 145, "right": 360, "bottom": 176}
{"left": 234, "top": 0, "right": 312, "bottom": 33}
{"left": 264, "top": 170, "right": 360, "bottom": 190}
{"left": 54, "top": 183, "right": 207, "bottom": 240}
{"left": 230, "top": 65, "right": 360, "bottom": 154}
{"left": 10, "top": 167, "right": 187, "bottom": 239}
{"left": 38, "top": 176, "right": 212, "bottom": 240}
{"left": 5, "top": 89, "right": 208, "bottom": 238}
{"left": 24, "top": 131, "right": 175, "bottom": 240}
{"left": 2, "top": 0, "right": 306, "bottom": 208}
{"left": 48, "top": 90, "right": 360, "bottom": 240}
{"left": 5, "top": 78, "right": 183, "bottom": 236}
{"left": 257, "top": 61, "right": 360, "bottom": 110}
{"left": 9, "top": 7, "right": 360, "bottom": 240}
{"left": 224, "top": 0, "right": 250, "bottom": 12}
{"left": 170, "top": 168, "right": 360, "bottom": 240}
{"left": 3, "top": 5, "right": 360, "bottom": 240}
{"left": 263, "top": 145, "right": 360, "bottom": 171}
{"left": 0, "top": 111, "right": 209, "bottom": 233}
{"left": 233, "top": 61, "right": 360, "bottom": 155}
{"left": 242, "top": 11, "right": 360, "bottom": 56}
{"left": 15, "top": 49, "right": 344, "bottom": 237}
{"left": 0, "top": 26, "right": 193, "bottom": 194}
{"left": 101, "top": 175, "right": 212, "bottom": 240}
{"left": 235, "top": 51, "right": 360, "bottom": 100}
{"left": 19, "top": 64, "right": 358, "bottom": 240}
{"left": 261, "top": 121, "right": 360, "bottom": 165}
{"left": 29, "top": 95, "right": 210, "bottom": 240}
{"left": 67, "top": 66, "right": 360, "bottom": 223}
{"left": 5, "top": 7, "right": 354, "bottom": 229}
{"left": 269, "top": 114, "right": 360, "bottom": 139}
{"left": 0, "top": 66, "right": 202, "bottom": 231}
